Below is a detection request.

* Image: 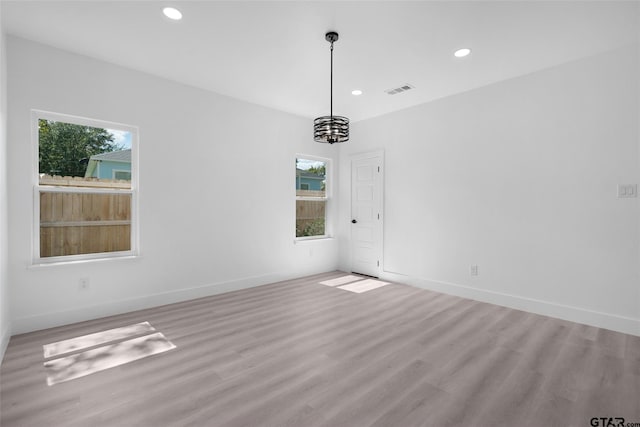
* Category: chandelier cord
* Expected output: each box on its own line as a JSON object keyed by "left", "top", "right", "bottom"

{"left": 330, "top": 41, "right": 334, "bottom": 119}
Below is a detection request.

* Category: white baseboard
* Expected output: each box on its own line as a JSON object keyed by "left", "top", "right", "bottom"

{"left": 0, "top": 322, "right": 11, "bottom": 363}
{"left": 11, "top": 268, "right": 329, "bottom": 335}
{"left": 381, "top": 271, "right": 640, "bottom": 337}
{"left": 12, "top": 268, "right": 639, "bottom": 338}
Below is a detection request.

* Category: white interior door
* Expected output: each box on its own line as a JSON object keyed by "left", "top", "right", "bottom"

{"left": 351, "top": 153, "right": 383, "bottom": 277}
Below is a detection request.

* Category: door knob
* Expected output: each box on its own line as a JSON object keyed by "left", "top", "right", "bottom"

{"left": 351, "top": 219, "right": 357, "bottom": 224}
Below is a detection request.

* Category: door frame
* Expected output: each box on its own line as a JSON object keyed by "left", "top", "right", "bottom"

{"left": 350, "top": 150, "right": 384, "bottom": 277}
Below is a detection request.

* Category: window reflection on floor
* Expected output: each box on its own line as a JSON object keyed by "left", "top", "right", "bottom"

{"left": 319, "top": 275, "right": 390, "bottom": 293}
{"left": 43, "top": 324, "right": 175, "bottom": 386}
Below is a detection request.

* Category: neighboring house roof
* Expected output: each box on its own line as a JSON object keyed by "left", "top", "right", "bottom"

{"left": 84, "top": 149, "right": 131, "bottom": 178}
{"left": 89, "top": 149, "right": 131, "bottom": 163}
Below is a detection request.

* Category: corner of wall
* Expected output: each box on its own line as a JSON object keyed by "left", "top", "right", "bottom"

{"left": 0, "top": 5, "right": 13, "bottom": 362}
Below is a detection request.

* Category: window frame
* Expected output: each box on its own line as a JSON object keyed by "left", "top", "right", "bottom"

{"left": 112, "top": 169, "right": 132, "bottom": 180}
{"left": 295, "top": 154, "right": 331, "bottom": 241}
{"left": 32, "top": 110, "right": 139, "bottom": 265}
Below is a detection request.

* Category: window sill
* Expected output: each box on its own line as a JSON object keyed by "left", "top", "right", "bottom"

{"left": 294, "top": 236, "right": 334, "bottom": 244}
{"left": 29, "top": 254, "right": 140, "bottom": 269}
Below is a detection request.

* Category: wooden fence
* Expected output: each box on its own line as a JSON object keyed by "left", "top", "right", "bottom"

{"left": 39, "top": 174, "right": 131, "bottom": 189}
{"left": 39, "top": 176, "right": 326, "bottom": 253}
{"left": 39, "top": 176, "right": 131, "bottom": 257}
{"left": 296, "top": 191, "right": 326, "bottom": 237}
{"left": 296, "top": 189, "right": 325, "bottom": 198}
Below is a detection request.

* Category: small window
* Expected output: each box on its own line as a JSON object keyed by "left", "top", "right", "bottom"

{"left": 113, "top": 170, "right": 132, "bottom": 181}
{"left": 296, "top": 157, "right": 328, "bottom": 238}
{"left": 34, "top": 111, "right": 138, "bottom": 263}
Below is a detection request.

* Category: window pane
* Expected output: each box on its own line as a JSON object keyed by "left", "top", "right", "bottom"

{"left": 36, "top": 115, "right": 136, "bottom": 261}
{"left": 114, "top": 171, "right": 132, "bottom": 180}
{"left": 40, "top": 191, "right": 131, "bottom": 257}
{"left": 38, "top": 119, "right": 132, "bottom": 189}
{"left": 296, "top": 158, "right": 326, "bottom": 198}
{"left": 296, "top": 200, "right": 326, "bottom": 237}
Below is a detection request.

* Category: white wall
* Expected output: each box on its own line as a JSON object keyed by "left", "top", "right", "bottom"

{"left": 7, "top": 37, "right": 339, "bottom": 334}
{"left": 339, "top": 47, "right": 640, "bottom": 335}
{"left": 6, "top": 36, "right": 638, "bottom": 339}
{"left": 0, "top": 8, "right": 12, "bottom": 359}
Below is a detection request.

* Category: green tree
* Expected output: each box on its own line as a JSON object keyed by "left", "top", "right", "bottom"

{"left": 307, "top": 165, "right": 326, "bottom": 176}
{"left": 38, "top": 120, "right": 119, "bottom": 177}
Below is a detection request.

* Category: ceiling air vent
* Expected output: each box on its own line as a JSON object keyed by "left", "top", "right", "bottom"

{"left": 385, "top": 84, "right": 415, "bottom": 95}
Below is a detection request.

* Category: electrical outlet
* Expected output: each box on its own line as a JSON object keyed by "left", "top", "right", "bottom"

{"left": 470, "top": 265, "right": 478, "bottom": 276}
{"left": 79, "top": 278, "right": 90, "bottom": 291}
{"left": 617, "top": 184, "right": 637, "bottom": 198}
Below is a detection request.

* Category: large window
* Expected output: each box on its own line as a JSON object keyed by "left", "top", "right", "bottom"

{"left": 34, "top": 111, "right": 138, "bottom": 263}
{"left": 296, "top": 156, "right": 329, "bottom": 238}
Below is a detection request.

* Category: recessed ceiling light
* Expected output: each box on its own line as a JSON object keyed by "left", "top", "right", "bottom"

{"left": 454, "top": 48, "right": 471, "bottom": 58}
{"left": 163, "top": 7, "right": 182, "bottom": 20}
{"left": 351, "top": 89, "right": 363, "bottom": 96}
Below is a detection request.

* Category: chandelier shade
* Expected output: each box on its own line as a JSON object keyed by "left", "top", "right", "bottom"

{"left": 314, "top": 31, "right": 349, "bottom": 144}
{"left": 314, "top": 115, "right": 349, "bottom": 144}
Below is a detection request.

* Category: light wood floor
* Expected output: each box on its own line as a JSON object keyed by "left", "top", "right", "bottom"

{"left": 1, "top": 271, "right": 639, "bottom": 426}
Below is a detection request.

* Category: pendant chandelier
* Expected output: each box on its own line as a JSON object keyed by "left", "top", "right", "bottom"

{"left": 314, "top": 31, "right": 349, "bottom": 144}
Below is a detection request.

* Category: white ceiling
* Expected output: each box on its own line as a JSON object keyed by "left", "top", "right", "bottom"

{"left": 2, "top": 1, "right": 639, "bottom": 122}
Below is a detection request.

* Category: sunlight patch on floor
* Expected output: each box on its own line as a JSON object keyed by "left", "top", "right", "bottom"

{"left": 338, "top": 278, "right": 390, "bottom": 293}
{"left": 319, "top": 275, "right": 363, "bottom": 287}
{"left": 43, "top": 321, "right": 156, "bottom": 358}
{"left": 319, "top": 275, "right": 390, "bottom": 293}
{"left": 43, "top": 324, "right": 175, "bottom": 386}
